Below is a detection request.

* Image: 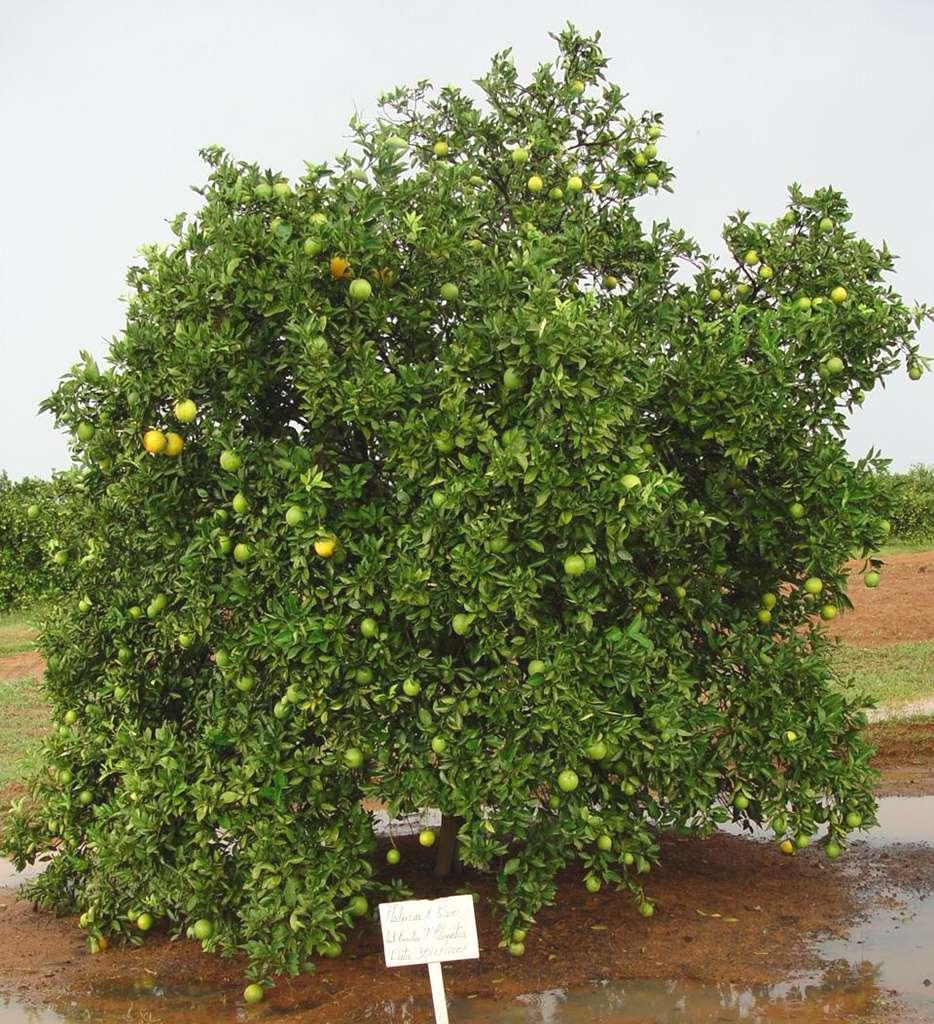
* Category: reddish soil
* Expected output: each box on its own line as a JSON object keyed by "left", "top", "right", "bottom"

{"left": 0, "top": 651, "right": 43, "bottom": 683}
{"left": 0, "top": 830, "right": 859, "bottom": 1017}
{"left": 829, "top": 550, "right": 934, "bottom": 647}
{"left": 869, "top": 720, "right": 934, "bottom": 797}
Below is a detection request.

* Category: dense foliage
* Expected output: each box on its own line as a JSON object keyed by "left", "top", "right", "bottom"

{"left": 0, "top": 472, "right": 79, "bottom": 611}
{"left": 877, "top": 465, "right": 934, "bottom": 543}
{"left": 3, "top": 27, "right": 930, "bottom": 992}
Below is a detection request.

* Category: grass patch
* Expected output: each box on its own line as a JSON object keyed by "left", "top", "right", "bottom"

{"left": 0, "top": 608, "right": 41, "bottom": 655}
{"left": 877, "top": 539, "right": 934, "bottom": 557}
{"left": 832, "top": 640, "right": 934, "bottom": 708}
{"left": 0, "top": 674, "right": 49, "bottom": 791}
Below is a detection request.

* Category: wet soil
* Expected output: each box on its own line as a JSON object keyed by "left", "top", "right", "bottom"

{"left": 869, "top": 721, "right": 934, "bottom": 797}
{"left": 0, "top": 829, "right": 861, "bottom": 1016}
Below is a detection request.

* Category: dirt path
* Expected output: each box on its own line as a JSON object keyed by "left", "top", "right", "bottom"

{"left": 0, "top": 651, "right": 43, "bottom": 683}
{"left": 829, "top": 550, "right": 934, "bottom": 647}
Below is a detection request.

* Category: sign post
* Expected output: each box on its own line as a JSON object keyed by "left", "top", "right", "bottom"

{"left": 378, "top": 894, "right": 480, "bottom": 1024}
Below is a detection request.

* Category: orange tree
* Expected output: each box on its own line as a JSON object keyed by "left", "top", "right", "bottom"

{"left": 2, "top": 27, "right": 930, "bottom": 991}
{"left": 0, "top": 471, "right": 81, "bottom": 611}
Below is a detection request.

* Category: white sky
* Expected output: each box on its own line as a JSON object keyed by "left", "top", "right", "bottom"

{"left": 1, "top": 0, "right": 931, "bottom": 481}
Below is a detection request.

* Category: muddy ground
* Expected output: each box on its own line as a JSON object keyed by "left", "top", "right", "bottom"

{"left": 0, "top": 552, "right": 932, "bottom": 1020}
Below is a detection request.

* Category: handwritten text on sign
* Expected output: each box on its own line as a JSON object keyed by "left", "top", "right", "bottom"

{"left": 379, "top": 894, "right": 480, "bottom": 968}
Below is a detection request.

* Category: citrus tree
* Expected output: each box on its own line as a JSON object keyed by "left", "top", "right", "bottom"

{"left": 0, "top": 471, "right": 80, "bottom": 611}
{"left": 3, "top": 26, "right": 930, "bottom": 995}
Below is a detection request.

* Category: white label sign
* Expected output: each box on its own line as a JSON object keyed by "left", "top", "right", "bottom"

{"left": 379, "top": 894, "right": 480, "bottom": 968}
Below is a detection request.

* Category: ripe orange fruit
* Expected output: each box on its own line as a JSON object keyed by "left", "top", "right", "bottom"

{"left": 174, "top": 399, "right": 197, "bottom": 422}
{"left": 419, "top": 829, "right": 437, "bottom": 847}
{"left": 164, "top": 432, "right": 184, "bottom": 457}
{"left": 143, "top": 429, "right": 167, "bottom": 454}
{"left": 330, "top": 256, "right": 352, "bottom": 280}
{"left": 830, "top": 286, "right": 848, "bottom": 303}
{"left": 779, "top": 839, "right": 795, "bottom": 855}
{"left": 314, "top": 537, "right": 336, "bottom": 558}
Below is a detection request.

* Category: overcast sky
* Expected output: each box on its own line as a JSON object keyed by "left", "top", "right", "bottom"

{"left": 1, "top": 0, "right": 931, "bottom": 481}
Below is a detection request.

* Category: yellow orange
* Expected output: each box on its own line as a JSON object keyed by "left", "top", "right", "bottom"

{"left": 314, "top": 537, "right": 337, "bottom": 558}
{"left": 143, "top": 430, "right": 167, "bottom": 454}
{"left": 164, "top": 432, "right": 184, "bottom": 457}
{"left": 330, "top": 256, "right": 352, "bottom": 280}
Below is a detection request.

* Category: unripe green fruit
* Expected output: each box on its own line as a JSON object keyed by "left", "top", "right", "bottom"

{"left": 285, "top": 505, "right": 305, "bottom": 526}
{"left": 440, "top": 282, "right": 459, "bottom": 301}
{"left": 243, "top": 984, "right": 264, "bottom": 1004}
{"left": 348, "top": 895, "right": 368, "bottom": 916}
{"left": 361, "top": 618, "right": 378, "bottom": 638}
{"left": 344, "top": 747, "right": 364, "bottom": 769}
{"left": 564, "top": 554, "right": 586, "bottom": 576}
{"left": 452, "top": 613, "right": 472, "bottom": 635}
{"left": 864, "top": 571, "right": 880, "bottom": 588}
{"left": 557, "top": 769, "right": 579, "bottom": 792}
{"left": 803, "top": 577, "right": 823, "bottom": 595}
{"left": 219, "top": 450, "right": 241, "bottom": 472}
{"left": 511, "top": 147, "right": 529, "bottom": 164}
{"left": 349, "top": 278, "right": 372, "bottom": 301}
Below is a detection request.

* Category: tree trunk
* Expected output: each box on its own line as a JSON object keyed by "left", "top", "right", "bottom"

{"left": 433, "top": 814, "right": 462, "bottom": 878}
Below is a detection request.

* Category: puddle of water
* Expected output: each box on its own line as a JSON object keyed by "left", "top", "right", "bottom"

{"left": 817, "top": 892, "right": 934, "bottom": 1014}
{"left": 720, "top": 794, "right": 934, "bottom": 847}
{"left": 0, "top": 970, "right": 906, "bottom": 1024}
{"left": 0, "top": 858, "right": 51, "bottom": 889}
